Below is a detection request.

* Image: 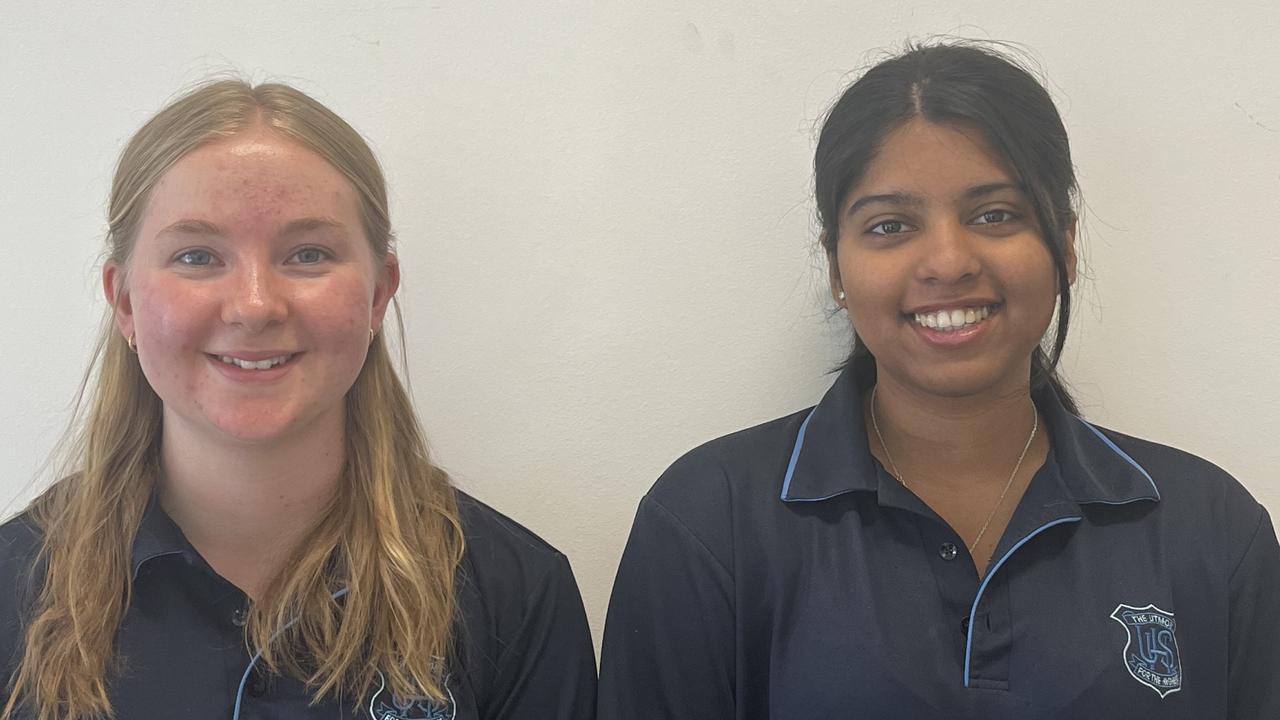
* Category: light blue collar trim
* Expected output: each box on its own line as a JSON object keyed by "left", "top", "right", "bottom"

{"left": 779, "top": 409, "right": 817, "bottom": 501}
{"left": 1074, "top": 418, "right": 1161, "bottom": 500}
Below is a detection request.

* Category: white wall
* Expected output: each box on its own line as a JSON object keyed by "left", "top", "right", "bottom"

{"left": 2, "top": 0, "right": 1277, "bottom": 650}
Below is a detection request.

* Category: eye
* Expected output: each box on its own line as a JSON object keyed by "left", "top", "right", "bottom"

{"left": 290, "top": 247, "right": 331, "bottom": 265}
{"left": 176, "top": 249, "right": 214, "bottom": 266}
{"left": 868, "top": 220, "right": 914, "bottom": 236}
{"left": 973, "top": 209, "right": 1017, "bottom": 225}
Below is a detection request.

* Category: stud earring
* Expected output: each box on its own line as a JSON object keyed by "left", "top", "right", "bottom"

{"left": 837, "top": 290, "right": 846, "bottom": 302}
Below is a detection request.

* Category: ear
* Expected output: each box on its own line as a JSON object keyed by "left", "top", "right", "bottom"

{"left": 1063, "top": 218, "right": 1078, "bottom": 286}
{"left": 371, "top": 252, "right": 401, "bottom": 333}
{"left": 823, "top": 232, "right": 845, "bottom": 306}
{"left": 103, "top": 260, "right": 135, "bottom": 341}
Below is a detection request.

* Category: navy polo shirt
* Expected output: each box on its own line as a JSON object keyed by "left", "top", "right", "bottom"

{"left": 0, "top": 491, "right": 597, "bottom": 720}
{"left": 599, "top": 368, "right": 1280, "bottom": 719}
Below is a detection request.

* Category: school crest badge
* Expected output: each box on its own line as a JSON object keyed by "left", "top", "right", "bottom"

{"left": 1110, "top": 604, "right": 1182, "bottom": 698}
{"left": 367, "top": 670, "right": 456, "bottom": 720}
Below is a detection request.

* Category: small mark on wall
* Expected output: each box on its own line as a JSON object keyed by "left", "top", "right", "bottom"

{"left": 1234, "top": 101, "right": 1276, "bottom": 133}
{"left": 682, "top": 22, "right": 704, "bottom": 55}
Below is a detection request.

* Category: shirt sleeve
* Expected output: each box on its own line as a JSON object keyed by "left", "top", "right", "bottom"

{"left": 1227, "top": 504, "right": 1280, "bottom": 720}
{"left": 0, "top": 517, "right": 41, "bottom": 704}
{"left": 483, "top": 551, "right": 597, "bottom": 720}
{"left": 598, "top": 495, "right": 736, "bottom": 720}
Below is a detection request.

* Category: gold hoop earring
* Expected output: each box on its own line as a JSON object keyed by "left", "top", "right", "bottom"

{"left": 369, "top": 328, "right": 376, "bottom": 344}
{"left": 127, "top": 334, "right": 137, "bottom": 352}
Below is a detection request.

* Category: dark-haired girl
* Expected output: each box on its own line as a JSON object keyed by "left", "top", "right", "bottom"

{"left": 598, "top": 43, "right": 1278, "bottom": 720}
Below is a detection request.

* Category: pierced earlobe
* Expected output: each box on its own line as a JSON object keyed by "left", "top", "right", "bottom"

{"left": 127, "top": 334, "right": 137, "bottom": 353}
{"left": 838, "top": 290, "right": 846, "bottom": 302}
{"left": 369, "top": 328, "right": 376, "bottom": 344}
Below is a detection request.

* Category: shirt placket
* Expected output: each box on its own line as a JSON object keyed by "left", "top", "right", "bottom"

{"left": 961, "top": 468, "right": 1083, "bottom": 694}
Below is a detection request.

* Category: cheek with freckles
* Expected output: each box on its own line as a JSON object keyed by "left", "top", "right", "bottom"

{"left": 295, "top": 272, "right": 379, "bottom": 381}
{"left": 128, "top": 275, "right": 221, "bottom": 395}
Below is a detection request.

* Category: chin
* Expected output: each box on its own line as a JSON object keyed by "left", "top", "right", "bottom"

{"left": 901, "top": 362, "right": 1027, "bottom": 400}
{"left": 199, "top": 405, "right": 315, "bottom": 445}
{"left": 210, "top": 420, "right": 304, "bottom": 446}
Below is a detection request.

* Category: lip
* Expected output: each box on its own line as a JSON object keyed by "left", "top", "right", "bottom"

{"left": 206, "top": 352, "right": 302, "bottom": 382}
{"left": 207, "top": 350, "right": 297, "bottom": 361}
{"left": 908, "top": 305, "right": 999, "bottom": 349}
{"left": 903, "top": 298, "right": 1002, "bottom": 315}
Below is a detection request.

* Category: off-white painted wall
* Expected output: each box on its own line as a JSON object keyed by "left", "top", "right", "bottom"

{"left": 3, "top": 1, "right": 1277, "bottom": 650}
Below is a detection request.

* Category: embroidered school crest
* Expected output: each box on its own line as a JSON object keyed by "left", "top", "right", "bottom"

{"left": 1110, "top": 604, "right": 1182, "bottom": 698}
{"left": 367, "top": 670, "right": 456, "bottom": 720}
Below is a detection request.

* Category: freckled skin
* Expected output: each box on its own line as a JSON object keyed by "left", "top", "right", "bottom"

{"left": 831, "top": 119, "right": 1071, "bottom": 401}
{"left": 108, "top": 126, "right": 395, "bottom": 447}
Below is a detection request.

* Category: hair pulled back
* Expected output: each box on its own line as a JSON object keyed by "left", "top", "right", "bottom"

{"left": 815, "top": 42, "right": 1079, "bottom": 412}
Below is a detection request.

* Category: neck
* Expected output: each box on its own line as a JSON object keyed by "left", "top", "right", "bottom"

{"left": 867, "top": 370, "right": 1043, "bottom": 489}
{"left": 158, "top": 411, "right": 345, "bottom": 599}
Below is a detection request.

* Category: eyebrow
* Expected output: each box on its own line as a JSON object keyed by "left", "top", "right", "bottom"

{"left": 278, "top": 217, "right": 347, "bottom": 238}
{"left": 845, "top": 182, "right": 1026, "bottom": 217}
{"left": 156, "top": 219, "right": 224, "bottom": 237}
{"left": 963, "top": 182, "right": 1025, "bottom": 201}
{"left": 155, "top": 217, "right": 347, "bottom": 240}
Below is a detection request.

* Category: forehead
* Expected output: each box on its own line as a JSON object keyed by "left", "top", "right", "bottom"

{"left": 142, "top": 126, "right": 360, "bottom": 229}
{"left": 850, "top": 118, "right": 1017, "bottom": 201}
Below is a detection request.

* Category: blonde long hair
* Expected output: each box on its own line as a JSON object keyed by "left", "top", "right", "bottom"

{"left": 3, "top": 81, "right": 465, "bottom": 720}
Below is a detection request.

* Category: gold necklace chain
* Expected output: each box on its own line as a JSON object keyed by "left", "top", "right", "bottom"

{"left": 869, "top": 385, "right": 1038, "bottom": 555}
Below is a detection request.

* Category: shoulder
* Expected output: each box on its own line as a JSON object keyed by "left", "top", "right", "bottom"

{"left": 455, "top": 490, "right": 570, "bottom": 579}
{"left": 646, "top": 408, "right": 811, "bottom": 511}
{"left": 0, "top": 512, "right": 43, "bottom": 670}
{"left": 451, "top": 491, "right": 595, "bottom": 705}
{"left": 629, "top": 408, "right": 811, "bottom": 571}
{"left": 0, "top": 513, "right": 43, "bottom": 594}
{"left": 1086, "top": 424, "right": 1266, "bottom": 561}
{"left": 1092, "top": 425, "right": 1259, "bottom": 512}
{"left": 0, "top": 512, "right": 42, "bottom": 565}
{"left": 453, "top": 490, "right": 583, "bottom": 624}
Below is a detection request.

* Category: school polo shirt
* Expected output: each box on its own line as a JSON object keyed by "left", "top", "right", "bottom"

{"left": 0, "top": 491, "right": 597, "bottom": 720}
{"left": 599, "top": 368, "right": 1280, "bottom": 719}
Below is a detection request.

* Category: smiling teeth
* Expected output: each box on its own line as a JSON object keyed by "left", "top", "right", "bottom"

{"left": 913, "top": 306, "right": 994, "bottom": 332}
{"left": 218, "top": 354, "right": 292, "bottom": 370}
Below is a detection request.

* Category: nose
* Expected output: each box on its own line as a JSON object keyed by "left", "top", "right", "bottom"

{"left": 221, "top": 261, "right": 287, "bottom": 331}
{"left": 914, "top": 219, "right": 981, "bottom": 285}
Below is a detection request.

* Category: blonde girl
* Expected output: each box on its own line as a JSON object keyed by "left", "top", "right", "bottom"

{"left": 1, "top": 80, "right": 595, "bottom": 720}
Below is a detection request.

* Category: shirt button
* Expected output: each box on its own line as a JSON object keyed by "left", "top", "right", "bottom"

{"left": 939, "top": 542, "right": 959, "bottom": 561}
{"left": 231, "top": 606, "right": 249, "bottom": 628}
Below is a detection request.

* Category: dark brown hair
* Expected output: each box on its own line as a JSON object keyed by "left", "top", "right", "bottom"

{"left": 815, "top": 42, "right": 1079, "bottom": 412}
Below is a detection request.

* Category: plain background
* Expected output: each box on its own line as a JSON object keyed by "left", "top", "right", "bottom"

{"left": 2, "top": 1, "right": 1277, "bottom": 651}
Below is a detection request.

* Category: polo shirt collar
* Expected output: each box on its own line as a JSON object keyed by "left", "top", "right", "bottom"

{"left": 779, "top": 367, "right": 1160, "bottom": 507}
{"left": 1036, "top": 384, "right": 1161, "bottom": 505}
{"left": 129, "top": 496, "right": 195, "bottom": 579}
{"left": 779, "top": 367, "right": 879, "bottom": 502}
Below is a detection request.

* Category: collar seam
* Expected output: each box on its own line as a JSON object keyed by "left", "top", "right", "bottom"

{"left": 1071, "top": 417, "right": 1162, "bottom": 503}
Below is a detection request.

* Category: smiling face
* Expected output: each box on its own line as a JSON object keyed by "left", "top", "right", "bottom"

{"left": 105, "top": 125, "right": 398, "bottom": 447}
{"left": 830, "top": 118, "right": 1074, "bottom": 401}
